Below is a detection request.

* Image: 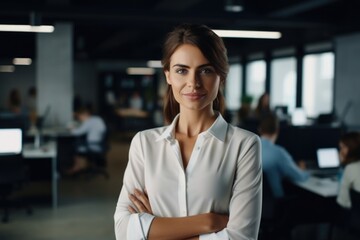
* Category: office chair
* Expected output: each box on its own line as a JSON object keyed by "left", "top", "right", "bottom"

{"left": 72, "top": 129, "right": 110, "bottom": 179}
{"left": 259, "top": 174, "right": 290, "bottom": 240}
{"left": 259, "top": 173, "right": 297, "bottom": 240}
{"left": 349, "top": 188, "right": 360, "bottom": 237}
{"left": 85, "top": 129, "right": 110, "bottom": 179}
{"left": 0, "top": 129, "right": 32, "bottom": 223}
{"left": 327, "top": 189, "right": 360, "bottom": 240}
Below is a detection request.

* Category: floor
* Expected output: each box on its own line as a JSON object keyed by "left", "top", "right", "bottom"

{"left": 0, "top": 133, "right": 130, "bottom": 240}
{"left": 0, "top": 132, "right": 358, "bottom": 240}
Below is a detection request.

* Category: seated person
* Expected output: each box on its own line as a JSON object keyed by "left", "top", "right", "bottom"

{"left": 337, "top": 131, "right": 360, "bottom": 209}
{"left": 259, "top": 114, "right": 309, "bottom": 198}
{"left": 66, "top": 106, "right": 107, "bottom": 175}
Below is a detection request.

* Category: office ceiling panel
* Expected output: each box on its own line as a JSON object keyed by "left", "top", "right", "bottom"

{"left": 0, "top": 0, "right": 359, "bottom": 61}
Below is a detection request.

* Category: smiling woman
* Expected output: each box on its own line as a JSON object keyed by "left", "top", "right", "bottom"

{"left": 114, "top": 23, "right": 262, "bottom": 240}
{"left": 164, "top": 44, "right": 221, "bottom": 115}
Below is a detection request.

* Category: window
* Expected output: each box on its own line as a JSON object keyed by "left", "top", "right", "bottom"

{"left": 270, "top": 57, "right": 297, "bottom": 114}
{"left": 225, "top": 63, "right": 242, "bottom": 110}
{"left": 302, "top": 52, "right": 335, "bottom": 118}
{"left": 246, "top": 60, "right": 266, "bottom": 107}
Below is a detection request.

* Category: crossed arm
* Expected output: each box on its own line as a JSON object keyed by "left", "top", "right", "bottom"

{"left": 128, "top": 189, "right": 229, "bottom": 240}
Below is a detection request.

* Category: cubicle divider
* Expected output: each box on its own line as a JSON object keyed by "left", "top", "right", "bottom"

{"left": 276, "top": 125, "right": 343, "bottom": 161}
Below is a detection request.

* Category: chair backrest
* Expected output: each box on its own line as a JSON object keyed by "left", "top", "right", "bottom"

{"left": 349, "top": 188, "right": 360, "bottom": 235}
{"left": 350, "top": 188, "right": 360, "bottom": 216}
{"left": 262, "top": 173, "right": 277, "bottom": 220}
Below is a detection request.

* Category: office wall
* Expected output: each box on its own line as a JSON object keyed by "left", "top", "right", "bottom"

{"left": 0, "top": 65, "right": 35, "bottom": 111}
{"left": 74, "top": 61, "right": 98, "bottom": 112}
{"left": 334, "top": 32, "right": 360, "bottom": 128}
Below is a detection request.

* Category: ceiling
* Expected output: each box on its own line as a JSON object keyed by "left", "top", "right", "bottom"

{"left": 1, "top": 0, "right": 360, "bottom": 62}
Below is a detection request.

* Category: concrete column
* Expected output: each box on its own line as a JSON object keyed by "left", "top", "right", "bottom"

{"left": 36, "top": 22, "right": 73, "bottom": 127}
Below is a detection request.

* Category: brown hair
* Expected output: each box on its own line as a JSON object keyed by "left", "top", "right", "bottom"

{"left": 340, "top": 131, "right": 360, "bottom": 165}
{"left": 258, "top": 114, "right": 279, "bottom": 135}
{"left": 161, "top": 23, "right": 229, "bottom": 124}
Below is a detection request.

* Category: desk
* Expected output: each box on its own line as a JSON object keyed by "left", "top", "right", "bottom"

{"left": 22, "top": 141, "right": 58, "bottom": 209}
{"left": 293, "top": 176, "right": 339, "bottom": 197}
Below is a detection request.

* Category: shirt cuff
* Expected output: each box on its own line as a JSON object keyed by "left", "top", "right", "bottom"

{"left": 200, "top": 230, "right": 228, "bottom": 240}
{"left": 127, "top": 213, "right": 155, "bottom": 240}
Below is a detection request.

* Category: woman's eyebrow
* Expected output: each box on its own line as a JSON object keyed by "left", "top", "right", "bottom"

{"left": 172, "top": 64, "right": 189, "bottom": 68}
{"left": 171, "top": 63, "right": 212, "bottom": 68}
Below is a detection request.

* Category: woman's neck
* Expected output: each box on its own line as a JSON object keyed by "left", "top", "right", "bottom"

{"left": 176, "top": 109, "right": 217, "bottom": 137}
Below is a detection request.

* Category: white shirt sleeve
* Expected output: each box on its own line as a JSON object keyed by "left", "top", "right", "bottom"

{"left": 114, "top": 132, "right": 155, "bottom": 239}
{"left": 127, "top": 213, "right": 155, "bottom": 240}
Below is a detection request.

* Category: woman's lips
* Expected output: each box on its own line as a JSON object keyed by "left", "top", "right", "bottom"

{"left": 182, "top": 93, "right": 206, "bottom": 100}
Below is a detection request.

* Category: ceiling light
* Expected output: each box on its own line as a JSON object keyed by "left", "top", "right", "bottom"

{"left": 212, "top": 29, "right": 282, "bottom": 39}
{"left": 0, "top": 65, "right": 15, "bottom": 72}
{"left": 127, "top": 67, "right": 155, "bottom": 75}
{"left": 147, "top": 60, "right": 162, "bottom": 68}
{"left": 0, "top": 24, "right": 54, "bottom": 33}
{"left": 13, "top": 58, "right": 32, "bottom": 65}
{"left": 224, "top": 0, "right": 243, "bottom": 12}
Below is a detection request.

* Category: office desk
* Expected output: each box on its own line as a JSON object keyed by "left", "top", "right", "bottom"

{"left": 22, "top": 141, "right": 58, "bottom": 209}
{"left": 293, "top": 176, "right": 339, "bottom": 198}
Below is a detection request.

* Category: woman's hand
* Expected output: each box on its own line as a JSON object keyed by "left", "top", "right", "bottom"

{"left": 128, "top": 188, "right": 153, "bottom": 214}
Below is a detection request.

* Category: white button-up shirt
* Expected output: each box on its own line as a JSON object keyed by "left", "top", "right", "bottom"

{"left": 114, "top": 114, "right": 262, "bottom": 240}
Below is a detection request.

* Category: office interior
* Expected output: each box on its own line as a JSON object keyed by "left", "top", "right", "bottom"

{"left": 1, "top": 0, "right": 360, "bottom": 239}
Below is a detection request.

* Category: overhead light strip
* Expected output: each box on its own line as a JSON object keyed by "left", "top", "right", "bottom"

{"left": 127, "top": 67, "right": 155, "bottom": 75}
{"left": 213, "top": 29, "right": 282, "bottom": 39}
{"left": 0, "top": 24, "right": 54, "bottom": 33}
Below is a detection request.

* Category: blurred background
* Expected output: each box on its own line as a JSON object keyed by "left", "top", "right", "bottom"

{"left": 1, "top": 0, "right": 360, "bottom": 239}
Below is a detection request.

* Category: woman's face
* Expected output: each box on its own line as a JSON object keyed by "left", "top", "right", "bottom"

{"left": 164, "top": 44, "right": 221, "bottom": 113}
{"left": 339, "top": 141, "right": 349, "bottom": 163}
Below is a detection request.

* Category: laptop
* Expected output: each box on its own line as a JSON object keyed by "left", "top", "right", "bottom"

{"left": 310, "top": 148, "right": 340, "bottom": 178}
{"left": 0, "top": 128, "right": 22, "bottom": 155}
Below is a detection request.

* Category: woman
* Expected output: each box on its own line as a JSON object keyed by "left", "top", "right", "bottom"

{"left": 114, "top": 23, "right": 262, "bottom": 240}
{"left": 337, "top": 131, "right": 360, "bottom": 209}
{"left": 255, "top": 92, "right": 271, "bottom": 120}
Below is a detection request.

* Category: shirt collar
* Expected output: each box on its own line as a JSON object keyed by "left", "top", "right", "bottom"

{"left": 156, "top": 113, "right": 228, "bottom": 143}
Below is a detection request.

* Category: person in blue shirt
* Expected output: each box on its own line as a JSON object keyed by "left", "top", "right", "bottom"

{"left": 259, "top": 114, "right": 309, "bottom": 198}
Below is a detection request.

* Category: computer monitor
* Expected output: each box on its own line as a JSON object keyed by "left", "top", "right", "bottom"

{"left": 316, "top": 148, "right": 340, "bottom": 168}
{"left": 291, "top": 108, "right": 307, "bottom": 126}
{"left": 0, "top": 128, "right": 22, "bottom": 155}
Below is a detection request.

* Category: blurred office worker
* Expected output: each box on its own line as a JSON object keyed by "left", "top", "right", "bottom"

{"left": 337, "top": 131, "right": 360, "bottom": 208}
{"left": 66, "top": 105, "right": 106, "bottom": 175}
{"left": 259, "top": 114, "right": 309, "bottom": 198}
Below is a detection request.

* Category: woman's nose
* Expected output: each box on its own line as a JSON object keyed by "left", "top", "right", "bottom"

{"left": 187, "top": 72, "right": 201, "bottom": 88}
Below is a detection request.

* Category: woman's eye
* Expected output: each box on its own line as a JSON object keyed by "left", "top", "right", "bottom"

{"left": 175, "top": 68, "right": 187, "bottom": 74}
{"left": 199, "top": 68, "right": 214, "bottom": 74}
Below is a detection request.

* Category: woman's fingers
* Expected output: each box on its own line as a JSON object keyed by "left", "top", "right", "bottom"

{"left": 134, "top": 189, "right": 152, "bottom": 213}
{"left": 128, "top": 205, "right": 137, "bottom": 214}
{"left": 128, "top": 189, "right": 153, "bottom": 214}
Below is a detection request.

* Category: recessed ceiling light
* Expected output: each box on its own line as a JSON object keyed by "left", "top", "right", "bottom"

{"left": 127, "top": 67, "right": 155, "bottom": 75}
{"left": 0, "top": 65, "right": 15, "bottom": 72}
{"left": 147, "top": 60, "right": 162, "bottom": 68}
{"left": 13, "top": 58, "right": 32, "bottom": 65}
